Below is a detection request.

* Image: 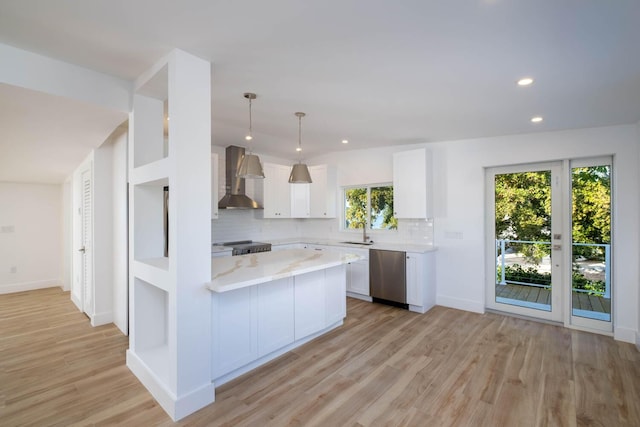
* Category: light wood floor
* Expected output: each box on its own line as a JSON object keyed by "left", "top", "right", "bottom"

{"left": 2, "top": 288, "right": 639, "bottom": 426}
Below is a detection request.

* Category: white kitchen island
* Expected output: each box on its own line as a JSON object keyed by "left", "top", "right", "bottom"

{"left": 207, "top": 248, "right": 362, "bottom": 386}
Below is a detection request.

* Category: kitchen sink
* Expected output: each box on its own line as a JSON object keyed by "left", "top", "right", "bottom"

{"left": 340, "top": 241, "right": 374, "bottom": 245}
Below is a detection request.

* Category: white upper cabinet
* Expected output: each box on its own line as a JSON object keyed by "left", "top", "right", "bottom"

{"left": 393, "top": 148, "right": 432, "bottom": 219}
{"left": 262, "top": 163, "right": 336, "bottom": 219}
{"left": 263, "top": 163, "right": 292, "bottom": 218}
{"left": 290, "top": 183, "right": 310, "bottom": 218}
{"left": 309, "top": 165, "right": 337, "bottom": 218}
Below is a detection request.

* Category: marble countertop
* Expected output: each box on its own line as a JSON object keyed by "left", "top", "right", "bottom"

{"left": 268, "top": 237, "right": 437, "bottom": 253}
{"left": 207, "top": 248, "right": 363, "bottom": 293}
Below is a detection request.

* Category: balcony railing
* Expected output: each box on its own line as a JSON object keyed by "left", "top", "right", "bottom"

{"left": 495, "top": 239, "right": 610, "bottom": 299}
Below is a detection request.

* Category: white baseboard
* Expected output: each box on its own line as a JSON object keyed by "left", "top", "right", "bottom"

{"left": 0, "top": 279, "right": 59, "bottom": 294}
{"left": 346, "top": 292, "right": 372, "bottom": 302}
{"left": 436, "top": 294, "right": 485, "bottom": 313}
{"left": 91, "top": 311, "right": 114, "bottom": 327}
{"left": 636, "top": 332, "right": 640, "bottom": 352}
{"left": 614, "top": 326, "right": 637, "bottom": 344}
{"left": 127, "top": 350, "right": 215, "bottom": 421}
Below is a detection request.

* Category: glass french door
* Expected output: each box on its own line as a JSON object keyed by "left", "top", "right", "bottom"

{"left": 486, "top": 159, "right": 613, "bottom": 333}
{"left": 567, "top": 157, "right": 612, "bottom": 332}
{"left": 486, "top": 162, "right": 563, "bottom": 322}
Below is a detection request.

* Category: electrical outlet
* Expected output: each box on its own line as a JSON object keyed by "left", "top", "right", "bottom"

{"left": 10, "top": 266, "right": 17, "bottom": 274}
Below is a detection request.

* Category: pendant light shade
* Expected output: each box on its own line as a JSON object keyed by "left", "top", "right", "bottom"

{"left": 237, "top": 153, "right": 265, "bottom": 179}
{"left": 237, "top": 92, "right": 265, "bottom": 179}
{"left": 289, "top": 112, "right": 312, "bottom": 184}
{"left": 289, "top": 163, "right": 313, "bottom": 183}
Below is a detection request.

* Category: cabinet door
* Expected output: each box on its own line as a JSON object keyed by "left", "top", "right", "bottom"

{"left": 406, "top": 253, "right": 422, "bottom": 306}
{"left": 211, "top": 153, "right": 219, "bottom": 219}
{"left": 211, "top": 287, "right": 257, "bottom": 379}
{"left": 347, "top": 260, "right": 370, "bottom": 296}
{"left": 309, "top": 165, "right": 337, "bottom": 218}
{"left": 263, "top": 163, "right": 291, "bottom": 218}
{"left": 294, "top": 270, "right": 326, "bottom": 340}
{"left": 290, "top": 183, "right": 310, "bottom": 218}
{"left": 257, "top": 278, "right": 294, "bottom": 357}
{"left": 393, "top": 148, "right": 431, "bottom": 218}
{"left": 325, "top": 265, "right": 347, "bottom": 325}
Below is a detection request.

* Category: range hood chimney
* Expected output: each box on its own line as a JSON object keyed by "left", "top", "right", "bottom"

{"left": 218, "top": 146, "right": 263, "bottom": 209}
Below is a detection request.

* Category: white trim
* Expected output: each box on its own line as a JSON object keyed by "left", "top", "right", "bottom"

{"left": 613, "top": 326, "right": 637, "bottom": 344}
{"left": 90, "top": 311, "right": 114, "bottom": 327}
{"left": 636, "top": 332, "right": 640, "bottom": 352}
{"left": 437, "top": 295, "right": 484, "bottom": 313}
{"left": 0, "top": 279, "right": 59, "bottom": 294}
{"left": 346, "top": 292, "right": 372, "bottom": 302}
{"left": 126, "top": 350, "right": 215, "bottom": 422}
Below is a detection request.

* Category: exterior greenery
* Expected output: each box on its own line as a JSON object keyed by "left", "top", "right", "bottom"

{"left": 495, "top": 165, "right": 610, "bottom": 295}
{"left": 344, "top": 185, "right": 397, "bottom": 230}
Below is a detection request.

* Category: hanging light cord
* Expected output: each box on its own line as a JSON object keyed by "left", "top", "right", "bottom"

{"left": 248, "top": 97, "right": 253, "bottom": 140}
{"left": 298, "top": 114, "right": 302, "bottom": 161}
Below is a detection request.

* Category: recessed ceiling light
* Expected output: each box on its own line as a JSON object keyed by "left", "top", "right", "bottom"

{"left": 531, "top": 116, "right": 543, "bottom": 123}
{"left": 517, "top": 77, "right": 534, "bottom": 86}
{"left": 341, "top": 139, "right": 349, "bottom": 144}
{"left": 296, "top": 147, "right": 302, "bottom": 152}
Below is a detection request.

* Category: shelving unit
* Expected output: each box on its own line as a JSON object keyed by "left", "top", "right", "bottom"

{"left": 126, "top": 49, "right": 213, "bottom": 421}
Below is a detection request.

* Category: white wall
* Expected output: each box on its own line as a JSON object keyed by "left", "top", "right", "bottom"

{"left": 429, "top": 125, "right": 639, "bottom": 343}
{"left": 111, "top": 125, "right": 129, "bottom": 334}
{"left": 67, "top": 125, "right": 129, "bottom": 332}
{"left": 0, "top": 43, "right": 130, "bottom": 112}
{"left": 307, "top": 124, "right": 639, "bottom": 343}
{"left": 62, "top": 178, "right": 72, "bottom": 291}
{"left": 0, "top": 182, "right": 62, "bottom": 293}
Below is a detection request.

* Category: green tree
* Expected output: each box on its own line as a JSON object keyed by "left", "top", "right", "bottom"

{"left": 495, "top": 171, "right": 551, "bottom": 263}
{"left": 345, "top": 186, "right": 397, "bottom": 230}
{"left": 345, "top": 188, "right": 367, "bottom": 229}
{"left": 572, "top": 166, "right": 610, "bottom": 258}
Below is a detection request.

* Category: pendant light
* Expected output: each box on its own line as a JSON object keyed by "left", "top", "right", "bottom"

{"left": 237, "top": 92, "right": 265, "bottom": 179}
{"left": 289, "top": 112, "right": 313, "bottom": 184}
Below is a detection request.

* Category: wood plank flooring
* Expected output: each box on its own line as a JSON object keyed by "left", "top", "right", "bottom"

{"left": 2, "top": 287, "right": 639, "bottom": 426}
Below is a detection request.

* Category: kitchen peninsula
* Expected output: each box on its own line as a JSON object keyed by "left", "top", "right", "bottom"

{"left": 207, "top": 248, "right": 362, "bottom": 386}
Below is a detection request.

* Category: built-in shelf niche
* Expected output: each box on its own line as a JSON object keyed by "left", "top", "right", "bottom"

{"left": 133, "top": 278, "right": 170, "bottom": 385}
{"left": 133, "top": 184, "right": 167, "bottom": 263}
{"left": 133, "top": 64, "right": 168, "bottom": 168}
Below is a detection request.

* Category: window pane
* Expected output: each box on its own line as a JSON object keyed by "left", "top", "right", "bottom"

{"left": 344, "top": 188, "right": 367, "bottom": 229}
{"left": 571, "top": 165, "right": 611, "bottom": 322}
{"left": 370, "top": 186, "right": 396, "bottom": 230}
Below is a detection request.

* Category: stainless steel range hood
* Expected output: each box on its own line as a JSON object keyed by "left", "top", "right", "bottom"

{"left": 218, "top": 145, "right": 263, "bottom": 209}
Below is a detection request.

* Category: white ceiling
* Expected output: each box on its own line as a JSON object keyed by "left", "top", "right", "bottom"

{"left": 1, "top": 1, "right": 640, "bottom": 183}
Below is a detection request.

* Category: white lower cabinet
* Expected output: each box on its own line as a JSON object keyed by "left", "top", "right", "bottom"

{"left": 258, "top": 278, "right": 294, "bottom": 356}
{"left": 325, "top": 265, "right": 347, "bottom": 324}
{"left": 211, "top": 265, "right": 347, "bottom": 383}
{"left": 406, "top": 251, "right": 436, "bottom": 313}
{"left": 346, "top": 248, "right": 370, "bottom": 297}
{"left": 211, "top": 286, "right": 257, "bottom": 379}
{"left": 294, "top": 270, "right": 327, "bottom": 340}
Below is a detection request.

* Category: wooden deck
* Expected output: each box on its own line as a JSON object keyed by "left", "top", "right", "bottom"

{"left": 495, "top": 283, "right": 611, "bottom": 314}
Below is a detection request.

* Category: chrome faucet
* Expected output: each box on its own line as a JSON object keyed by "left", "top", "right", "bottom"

{"left": 362, "top": 221, "right": 369, "bottom": 243}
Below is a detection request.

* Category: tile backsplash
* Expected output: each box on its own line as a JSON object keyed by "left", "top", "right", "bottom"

{"left": 212, "top": 210, "right": 434, "bottom": 246}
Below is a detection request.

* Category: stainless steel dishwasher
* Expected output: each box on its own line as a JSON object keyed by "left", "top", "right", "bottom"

{"left": 369, "top": 249, "right": 407, "bottom": 309}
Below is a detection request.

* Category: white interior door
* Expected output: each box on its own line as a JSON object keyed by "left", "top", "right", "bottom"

{"left": 80, "top": 168, "right": 93, "bottom": 316}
